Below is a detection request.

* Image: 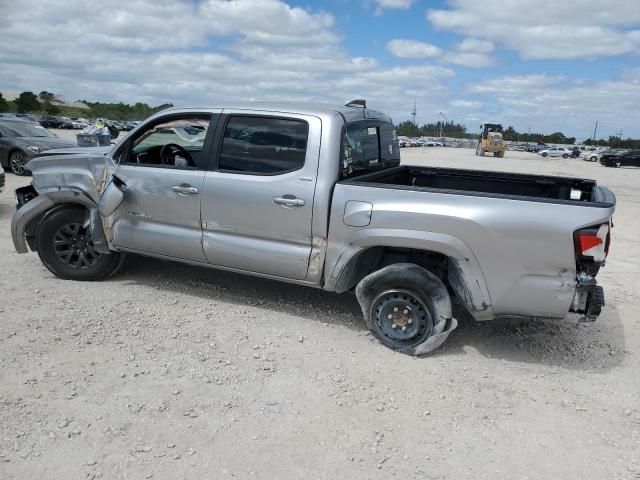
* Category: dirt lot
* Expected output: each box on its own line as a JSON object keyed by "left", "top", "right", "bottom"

{"left": 1, "top": 145, "right": 639, "bottom": 480}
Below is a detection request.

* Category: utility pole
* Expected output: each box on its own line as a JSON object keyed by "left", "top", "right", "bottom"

{"left": 439, "top": 112, "right": 448, "bottom": 138}
{"left": 411, "top": 99, "right": 417, "bottom": 126}
{"left": 592, "top": 120, "right": 598, "bottom": 141}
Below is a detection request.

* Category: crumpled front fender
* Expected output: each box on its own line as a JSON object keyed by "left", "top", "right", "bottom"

{"left": 11, "top": 189, "right": 108, "bottom": 254}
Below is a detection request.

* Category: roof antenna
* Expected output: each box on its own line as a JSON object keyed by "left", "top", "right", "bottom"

{"left": 345, "top": 99, "right": 366, "bottom": 108}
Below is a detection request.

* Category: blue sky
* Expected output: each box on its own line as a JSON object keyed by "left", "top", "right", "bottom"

{"left": 1, "top": 0, "right": 639, "bottom": 139}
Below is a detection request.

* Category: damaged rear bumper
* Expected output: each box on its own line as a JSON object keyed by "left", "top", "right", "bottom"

{"left": 570, "top": 273, "right": 605, "bottom": 322}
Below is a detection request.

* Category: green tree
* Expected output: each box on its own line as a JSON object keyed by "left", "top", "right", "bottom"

{"left": 0, "top": 92, "right": 9, "bottom": 112}
{"left": 15, "top": 91, "right": 40, "bottom": 113}
{"left": 396, "top": 120, "right": 422, "bottom": 137}
{"left": 38, "top": 90, "right": 59, "bottom": 114}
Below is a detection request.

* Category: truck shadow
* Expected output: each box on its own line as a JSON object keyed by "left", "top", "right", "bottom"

{"left": 432, "top": 303, "right": 626, "bottom": 371}
{"left": 118, "top": 255, "right": 364, "bottom": 329}
{"left": 119, "top": 255, "right": 625, "bottom": 372}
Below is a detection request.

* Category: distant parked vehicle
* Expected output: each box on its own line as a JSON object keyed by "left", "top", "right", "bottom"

{"left": 538, "top": 147, "right": 572, "bottom": 158}
{"left": 15, "top": 114, "right": 41, "bottom": 124}
{"left": 0, "top": 118, "right": 75, "bottom": 175}
{"left": 600, "top": 149, "right": 640, "bottom": 168}
{"left": 59, "top": 117, "right": 74, "bottom": 129}
{"left": 70, "top": 117, "right": 89, "bottom": 129}
{"left": 583, "top": 148, "right": 621, "bottom": 163}
{"left": 38, "top": 115, "right": 62, "bottom": 128}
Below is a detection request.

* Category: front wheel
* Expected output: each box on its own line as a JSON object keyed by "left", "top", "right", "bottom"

{"left": 36, "top": 207, "right": 123, "bottom": 281}
{"left": 9, "top": 150, "right": 28, "bottom": 176}
{"left": 590, "top": 156, "right": 598, "bottom": 162}
{"left": 355, "top": 263, "right": 455, "bottom": 355}
{"left": 562, "top": 153, "right": 569, "bottom": 158}
{"left": 541, "top": 152, "right": 548, "bottom": 157}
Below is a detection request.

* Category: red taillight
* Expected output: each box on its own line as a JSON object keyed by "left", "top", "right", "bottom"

{"left": 574, "top": 223, "right": 610, "bottom": 263}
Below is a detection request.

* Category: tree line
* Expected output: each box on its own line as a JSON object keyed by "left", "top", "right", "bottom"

{"left": 0, "top": 91, "right": 172, "bottom": 121}
{"left": 395, "top": 119, "right": 640, "bottom": 147}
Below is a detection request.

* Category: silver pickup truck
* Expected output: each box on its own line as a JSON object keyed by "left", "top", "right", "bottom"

{"left": 11, "top": 102, "right": 615, "bottom": 355}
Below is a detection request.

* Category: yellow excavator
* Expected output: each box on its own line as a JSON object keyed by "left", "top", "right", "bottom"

{"left": 476, "top": 123, "right": 506, "bottom": 158}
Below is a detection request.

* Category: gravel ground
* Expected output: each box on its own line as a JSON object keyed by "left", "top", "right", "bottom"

{"left": 1, "top": 145, "right": 639, "bottom": 479}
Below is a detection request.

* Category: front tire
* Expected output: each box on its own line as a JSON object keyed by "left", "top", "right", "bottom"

{"left": 541, "top": 152, "right": 548, "bottom": 157}
{"left": 36, "top": 207, "right": 123, "bottom": 281}
{"left": 9, "top": 150, "right": 28, "bottom": 176}
{"left": 355, "top": 263, "right": 454, "bottom": 355}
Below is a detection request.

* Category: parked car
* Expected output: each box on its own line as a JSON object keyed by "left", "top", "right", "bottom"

{"left": 527, "top": 144, "right": 548, "bottom": 153}
{"left": 0, "top": 118, "right": 75, "bottom": 175}
{"left": 70, "top": 117, "right": 89, "bottom": 129}
{"left": 600, "top": 149, "right": 640, "bottom": 168}
{"left": 11, "top": 102, "right": 615, "bottom": 355}
{"left": 538, "top": 146, "right": 573, "bottom": 158}
{"left": 38, "top": 115, "right": 62, "bottom": 129}
{"left": 583, "top": 148, "right": 622, "bottom": 163}
{"left": 15, "top": 113, "right": 41, "bottom": 124}
{"left": 0, "top": 167, "right": 4, "bottom": 192}
{"left": 59, "top": 117, "right": 74, "bottom": 129}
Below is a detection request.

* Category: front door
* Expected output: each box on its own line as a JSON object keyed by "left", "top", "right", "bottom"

{"left": 201, "top": 112, "right": 320, "bottom": 280}
{"left": 109, "top": 113, "right": 218, "bottom": 263}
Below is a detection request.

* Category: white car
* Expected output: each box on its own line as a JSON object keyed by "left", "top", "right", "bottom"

{"left": 581, "top": 149, "right": 603, "bottom": 162}
{"left": 538, "top": 147, "right": 572, "bottom": 158}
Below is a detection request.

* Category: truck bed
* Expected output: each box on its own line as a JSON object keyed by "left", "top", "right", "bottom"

{"left": 343, "top": 165, "right": 615, "bottom": 206}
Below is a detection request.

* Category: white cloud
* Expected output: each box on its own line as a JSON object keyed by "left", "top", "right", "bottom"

{"left": 442, "top": 38, "right": 494, "bottom": 68}
{"left": 374, "top": 0, "right": 414, "bottom": 10}
{"left": 427, "top": 0, "right": 640, "bottom": 59}
{"left": 450, "top": 99, "right": 481, "bottom": 109}
{"left": 465, "top": 73, "right": 640, "bottom": 138}
{"left": 457, "top": 38, "right": 494, "bottom": 54}
{"left": 0, "top": 0, "right": 452, "bottom": 126}
{"left": 446, "top": 51, "right": 494, "bottom": 68}
{"left": 386, "top": 39, "right": 442, "bottom": 58}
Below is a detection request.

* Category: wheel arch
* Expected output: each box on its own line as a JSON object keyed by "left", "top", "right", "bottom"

{"left": 13, "top": 189, "right": 110, "bottom": 254}
{"left": 325, "top": 230, "right": 493, "bottom": 320}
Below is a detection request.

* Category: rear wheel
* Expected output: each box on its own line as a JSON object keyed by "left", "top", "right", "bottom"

{"left": 36, "top": 207, "right": 123, "bottom": 281}
{"left": 9, "top": 150, "right": 28, "bottom": 176}
{"left": 562, "top": 153, "right": 569, "bottom": 159}
{"left": 356, "top": 263, "right": 453, "bottom": 355}
{"left": 590, "top": 156, "right": 597, "bottom": 162}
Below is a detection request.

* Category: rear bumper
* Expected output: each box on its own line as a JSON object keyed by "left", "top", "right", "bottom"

{"left": 570, "top": 273, "right": 605, "bottom": 321}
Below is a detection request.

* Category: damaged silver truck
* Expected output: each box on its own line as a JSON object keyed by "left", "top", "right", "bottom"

{"left": 11, "top": 102, "right": 615, "bottom": 355}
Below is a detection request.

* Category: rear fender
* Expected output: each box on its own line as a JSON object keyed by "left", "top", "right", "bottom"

{"left": 325, "top": 229, "right": 494, "bottom": 320}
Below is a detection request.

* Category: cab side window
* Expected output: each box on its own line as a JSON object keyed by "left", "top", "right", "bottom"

{"left": 218, "top": 116, "right": 308, "bottom": 175}
{"left": 123, "top": 116, "right": 211, "bottom": 169}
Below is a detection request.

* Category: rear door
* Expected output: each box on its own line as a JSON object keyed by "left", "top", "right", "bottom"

{"left": 109, "top": 112, "right": 218, "bottom": 262}
{"left": 200, "top": 111, "right": 320, "bottom": 279}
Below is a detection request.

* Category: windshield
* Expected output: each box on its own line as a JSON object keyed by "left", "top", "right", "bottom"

{"left": 0, "top": 121, "right": 55, "bottom": 138}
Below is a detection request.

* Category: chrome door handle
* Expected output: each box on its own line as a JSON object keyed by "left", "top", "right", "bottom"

{"left": 172, "top": 185, "right": 199, "bottom": 194}
{"left": 273, "top": 195, "right": 305, "bottom": 207}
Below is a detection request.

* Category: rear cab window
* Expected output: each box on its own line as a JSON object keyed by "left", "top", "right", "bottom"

{"left": 341, "top": 120, "right": 400, "bottom": 179}
{"left": 218, "top": 116, "right": 308, "bottom": 175}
